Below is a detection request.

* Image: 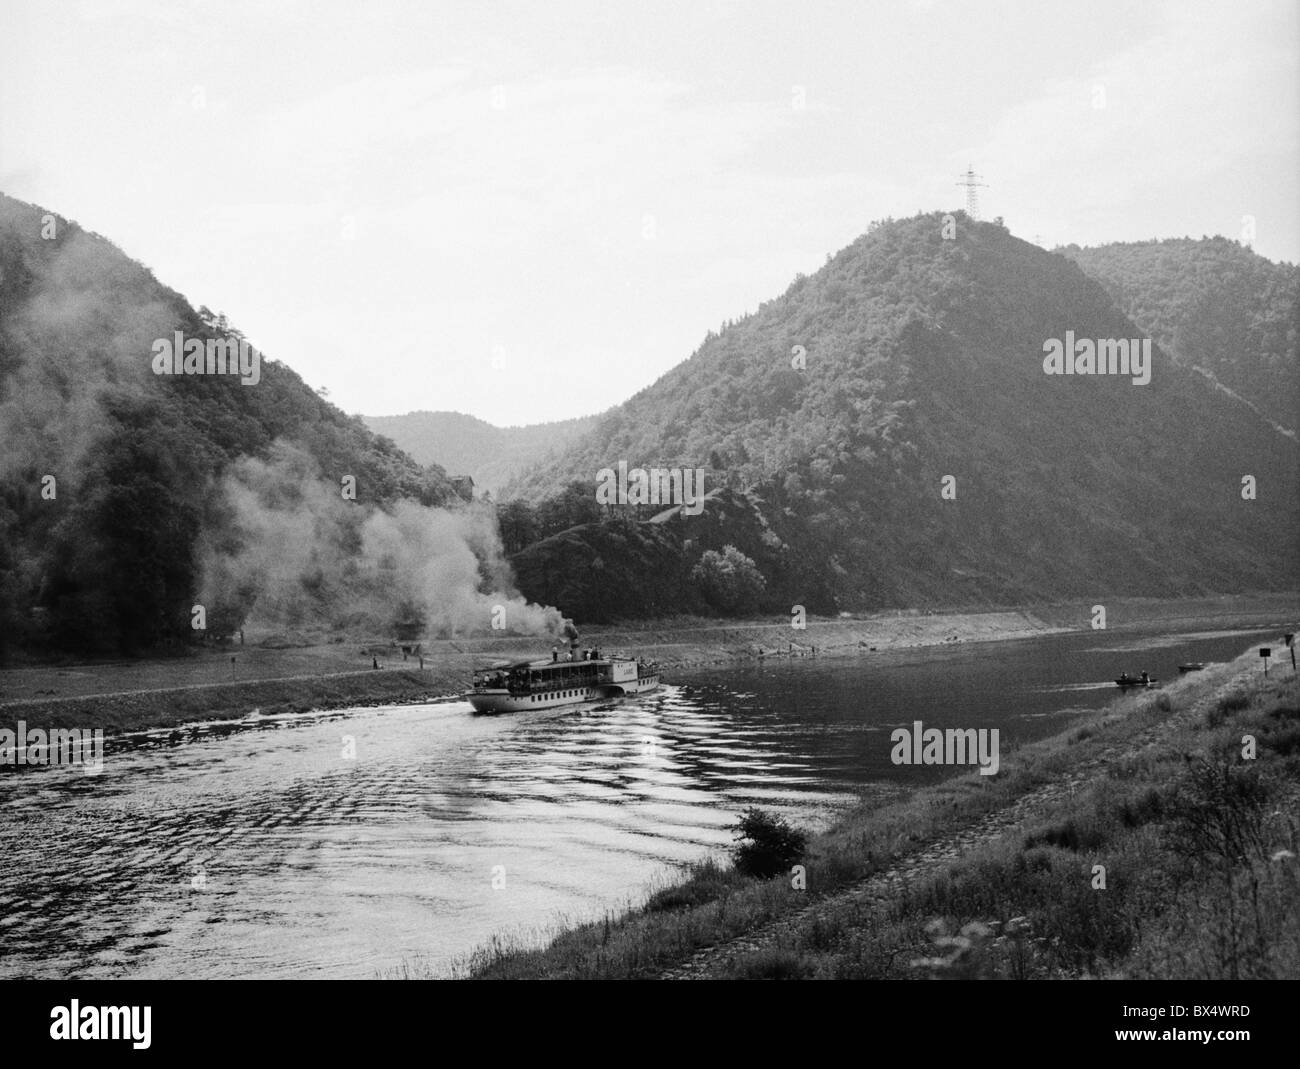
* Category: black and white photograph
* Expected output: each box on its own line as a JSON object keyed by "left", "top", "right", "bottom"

{"left": 0, "top": 0, "right": 1297, "bottom": 1046}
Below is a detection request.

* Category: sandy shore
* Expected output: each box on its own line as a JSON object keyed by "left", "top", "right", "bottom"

{"left": 1, "top": 592, "right": 1293, "bottom": 735}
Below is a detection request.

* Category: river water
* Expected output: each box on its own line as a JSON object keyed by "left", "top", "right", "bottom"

{"left": 0, "top": 623, "right": 1285, "bottom": 979}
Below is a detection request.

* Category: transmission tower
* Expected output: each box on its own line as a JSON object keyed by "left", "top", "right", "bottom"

{"left": 956, "top": 165, "right": 987, "bottom": 219}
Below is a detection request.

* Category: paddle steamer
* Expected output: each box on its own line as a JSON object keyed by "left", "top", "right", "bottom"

{"left": 467, "top": 639, "right": 660, "bottom": 714}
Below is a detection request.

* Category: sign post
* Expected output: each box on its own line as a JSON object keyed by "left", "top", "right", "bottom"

{"left": 1286, "top": 633, "right": 1296, "bottom": 672}
{"left": 1260, "top": 647, "right": 1271, "bottom": 677}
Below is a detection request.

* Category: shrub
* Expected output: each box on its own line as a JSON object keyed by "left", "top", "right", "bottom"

{"left": 1118, "top": 787, "right": 1164, "bottom": 828}
{"left": 731, "top": 807, "right": 807, "bottom": 878}
{"left": 1207, "top": 689, "right": 1252, "bottom": 727}
{"left": 1169, "top": 758, "right": 1271, "bottom": 865}
{"left": 1262, "top": 724, "right": 1300, "bottom": 757}
{"left": 1024, "top": 816, "right": 1107, "bottom": 852}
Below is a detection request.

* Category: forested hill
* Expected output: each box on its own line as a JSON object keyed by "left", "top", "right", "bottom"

{"left": 0, "top": 193, "right": 456, "bottom": 656}
{"left": 503, "top": 212, "right": 1298, "bottom": 616}
{"left": 363, "top": 410, "right": 600, "bottom": 495}
{"left": 1062, "top": 237, "right": 1299, "bottom": 433}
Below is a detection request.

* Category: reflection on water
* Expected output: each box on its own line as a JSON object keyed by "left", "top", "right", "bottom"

{"left": 0, "top": 624, "right": 1282, "bottom": 979}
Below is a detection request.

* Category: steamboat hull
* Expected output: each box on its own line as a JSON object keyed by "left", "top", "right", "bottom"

{"left": 467, "top": 673, "right": 661, "bottom": 714}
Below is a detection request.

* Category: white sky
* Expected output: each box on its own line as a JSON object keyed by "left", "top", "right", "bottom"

{"left": 1, "top": 0, "right": 1296, "bottom": 426}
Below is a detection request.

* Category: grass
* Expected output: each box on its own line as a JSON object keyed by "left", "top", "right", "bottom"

{"left": 450, "top": 647, "right": 1300, "bottom": 980}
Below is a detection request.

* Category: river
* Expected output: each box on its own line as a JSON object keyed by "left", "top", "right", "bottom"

{"left": 0, "top": 623, "right": 1284, "bottom": 979}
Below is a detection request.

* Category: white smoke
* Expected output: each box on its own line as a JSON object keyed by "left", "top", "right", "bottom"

{"left": 198, "top": 442, "right": 564, "bottom": 639}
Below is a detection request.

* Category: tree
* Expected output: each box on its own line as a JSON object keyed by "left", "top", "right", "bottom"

{"left": 496, "top": 499, "right": 538, "bottom": 555}
{"left": 535, "top": 480, "right": 602, "bottom": 537}
{"left": 43, "top": 394, "right": 205, "bottom": 653}
{"left": 690, "top": 544, "right": 766, "bottom": 615}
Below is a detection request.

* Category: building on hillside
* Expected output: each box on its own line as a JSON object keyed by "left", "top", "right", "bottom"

{"left": 450, "top": 475, "right": 475, "bottom": 502}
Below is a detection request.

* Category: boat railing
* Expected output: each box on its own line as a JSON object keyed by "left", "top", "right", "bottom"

{"left": 478, "top": 657, "right": 658, "bottom": 692}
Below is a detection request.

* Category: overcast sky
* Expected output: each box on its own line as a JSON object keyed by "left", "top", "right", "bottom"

{"left": 2, "top": 0, "right": 1296, "bottom": 426}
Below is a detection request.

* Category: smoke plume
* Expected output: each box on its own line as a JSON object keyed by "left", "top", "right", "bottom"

{"left": 198, "top": 443, "right": 565, "bottom": 639}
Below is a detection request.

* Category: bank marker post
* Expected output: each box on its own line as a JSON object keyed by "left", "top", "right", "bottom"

{"left": 1260, "top": 646, "right": 1271, "bottom": 677}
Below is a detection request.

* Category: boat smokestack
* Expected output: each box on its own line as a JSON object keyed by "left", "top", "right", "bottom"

{"left": 561, "top": 618, "right": 579, "bottom": 659}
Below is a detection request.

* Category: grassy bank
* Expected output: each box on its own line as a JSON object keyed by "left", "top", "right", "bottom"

{"left": 453, "top": 644, "right": 1299, "bottom": 979}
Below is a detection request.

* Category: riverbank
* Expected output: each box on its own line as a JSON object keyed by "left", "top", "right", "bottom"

{"left": 0, "top": 668, "right": 461, "bottom": 736}
{"left": 450, "top": 642, "right": 1299, "bottom": 979}
{"left": 1, "top": 592, "right": 1292, "bottom": 736}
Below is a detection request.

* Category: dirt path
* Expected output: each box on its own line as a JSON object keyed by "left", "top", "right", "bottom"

{"left": 658, "top": 681, "right": 1217, "bottom": 979}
